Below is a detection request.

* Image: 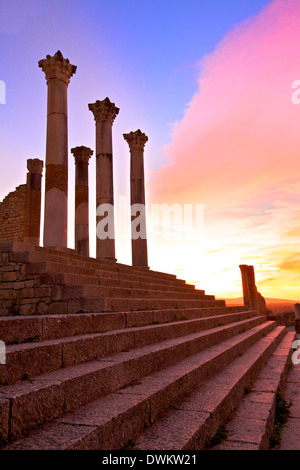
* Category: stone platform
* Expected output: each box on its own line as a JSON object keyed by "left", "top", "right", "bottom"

{"left": 0, "top": 241, "right": 296, "bottom": 450}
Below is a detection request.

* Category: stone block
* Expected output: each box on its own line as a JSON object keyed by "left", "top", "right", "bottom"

{"left": 0, "top": 399, "right": 9, "bottom": 445}
{"left": 2, "top": 272, "right": 17, "bottom": 282}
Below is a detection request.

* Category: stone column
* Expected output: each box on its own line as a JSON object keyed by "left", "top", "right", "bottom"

{"left": 294, "top": 303, "right": 300, "bottom": 333}
{"left": 246, "top": 265, "right": 258, "bottom": 311}
{"left": 39, "top": 50, "right": 77, "bottom": 249}
{"left": 239, "top": 264, "right": 259, "bottom": 311}
{"left": 239, "top": 265, "right": 251, "bottom": 309}
{"left": 24, "top": 159, "right": 44, "bottom": 245}
{"left": 71, "top": 146, "right": 93, "bottom": 257}
{"left": 88, "top": 97, "right": 119, "bottom": 261}
{"left": 123, "top": 129, "right": 149, "bottom": 268}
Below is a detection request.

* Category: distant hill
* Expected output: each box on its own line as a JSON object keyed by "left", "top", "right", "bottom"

{"left": 225, "top": 297, "right": 297, "bottom": 314}
{"left": 225, "top": 297, "right": 298, "bottom": 306}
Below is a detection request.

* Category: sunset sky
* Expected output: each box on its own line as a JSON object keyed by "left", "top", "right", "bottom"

{"left": 0, "top": 0, "right": 299, "bottom": 301}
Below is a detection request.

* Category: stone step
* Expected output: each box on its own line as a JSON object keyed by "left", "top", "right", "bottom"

{"left": 34, "top": 245, "right": 181, "bottom": 281}
{"left": 37, "top": 272, "right": 199, "bottom": 293}
{"left": 1, "top": 240, "right": 178, "bottom": 279}
{"left": 0, "top": 316, "right": 267, "bottom": 443}
{"left": 22, "top": 260, "right": 190, "bottom": 289}
{"left": 5, "top": 243, "right": 183, "bottom": 283}
{"left": 51, "top": 284, "right": 213, "bottom": 302}
{"left": 1, "top": 244, "right": 196, "bottom": 297}
{"left": 5, "top": 283, "right": 212, "bottom": 307}
{"left": 212, "top": 331, "right": 295, "bottom": 450}
{"left": 1, "top": 290, "right": 226, "bottom": 316}
{"left": 133, "top": 326, "right": 288, "bottom": 450}
{"left": 1, "top": 306, "right": 249, "bottom": 345}
{"left": 66, "top": 296, "right": 226, "bottom": 315}
{"left": 2, "top": 320, "right": 276, "bottom": 449}
{"left": 1, "top": 310, "right": 257, "bottom": 385}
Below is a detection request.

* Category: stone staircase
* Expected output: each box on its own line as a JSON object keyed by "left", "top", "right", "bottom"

{"left": 0, "top": 241, "right": 295, "bottom": 450}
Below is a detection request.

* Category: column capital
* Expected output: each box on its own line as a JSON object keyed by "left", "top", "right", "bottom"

{"left": 27, "top": 159, "right": 44, "bottom": 175}
{"left": 71, "top": 146, "right": 93, "bottom": 164}
{"left": 123, "top": 129, "right": 148, "bottom": 151}
{"left": 38, "top": 50, "right": 77, "bottom": 84}
{"left": 88, "top": 97, "right": 119, "bottom": 124}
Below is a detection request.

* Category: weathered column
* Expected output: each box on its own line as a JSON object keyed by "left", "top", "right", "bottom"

{"left": 294, "top": 303, "right": 300, "bottom": 333}
{"left": 88, "top": 97, "right": 119, "bottom": 261}
{"left": 240, "top": 265, "right": 258, "bottom": 311}
{"left": 71, "top": 146, "right": 93, "bottom": 257}
{"left": 24, "top": 159, "right": 44, "bottom": 245}
{"left": 246, "top": 265, "right": 258, "bottom": 311}
{"left": 39, "top": 50, "right": 77, "bottom": 248}
{"left": 239, "top": 265, "right": 251, "bottom": 309}
{"left": 123, "top": 129, "right": 149, "bottom": 268}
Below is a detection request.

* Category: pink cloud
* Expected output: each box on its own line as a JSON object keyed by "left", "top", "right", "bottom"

{"left": 149, "top": 0, "right": 300, "bottom": 299}
{"left": 152, "top": 0, "right": 300, "bottom": 208}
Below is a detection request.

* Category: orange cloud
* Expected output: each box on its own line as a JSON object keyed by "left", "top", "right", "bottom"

{"left": 149, "top": 0, "right": 300, "bottom": 300}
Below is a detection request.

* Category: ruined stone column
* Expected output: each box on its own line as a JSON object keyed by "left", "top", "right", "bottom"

{"left": 123, "top": 129, "right": 149, "bottom": 268}
{"left": 24, "top": 159, "right": 44, "bottom": 246}
{"left": 240, "top": 265, "right": 258, "bottom": 311}
{"left": 239, "top": 265, "right": 251, "bottom": 309}
{"left": 88, "top": 98, "right": 119, "bottom": 261}
{"left": 71, "top": 146, "right": 93, "bottom": 257}
{"left": 39, "top": 51, "right": 77, "bottom": 249}
{"left": 294, "top": 303, "right": 300, "bottom": 333}
{"left": 246, "top": 265, "right": 259, "bottom": 311}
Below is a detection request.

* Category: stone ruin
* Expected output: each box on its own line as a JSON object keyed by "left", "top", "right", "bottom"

{"left": 239, "top": 264, "right": 267, "bottom": 315}
{"left": 0, "top": 51, "right": 297, "bottom": 450}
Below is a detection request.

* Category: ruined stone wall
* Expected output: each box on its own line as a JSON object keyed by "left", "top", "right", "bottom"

{"left": 267, "top": 311, "right": 295, "bottom": 327}
{"left": 0, "top": 185, "right": 26, "bottom": 242}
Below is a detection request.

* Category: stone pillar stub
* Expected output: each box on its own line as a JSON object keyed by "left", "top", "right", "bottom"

{"left": 239, "top": 264, "right": 260, "bottom": 312}
{"left": 295, "top": 303, "right": 300, "bottom": 320}
{"left": 239, "top": 265, "right": 250, "bottom": 308}
{"left": 24, "top": 158, "right": 44, "bottom": 245}
{"left": 247, "top": 265, "right": 258, "bottom": 311}
{"left": 89, "top": 97, "right": 119, "bottom": 261}
{"left": 39, "top": 50, "right": 77, "bottom": 249}
{"left": 123, "top": 129, "right": 149, "bottom": 268}
{"left": 71, "top": 146, "right": 93, "bottom": 257}
{"left": 294, "top": 304, "right": 300, "bottom": 333}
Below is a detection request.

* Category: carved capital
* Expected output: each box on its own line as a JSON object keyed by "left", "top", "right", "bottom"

{"left": 27, "top": 159, "right": 44, "bottom": 175}
{"left": 123, "top": 129, "right": 148, "bottom": 151}
{"left": 38, "top": 50, "right": 77, "bottom": 85}
{"left": 88, "top": 97, "right": 119, "bottom": 124}
{"left": 71, "top": 146, "right": 93, "bottom": 164}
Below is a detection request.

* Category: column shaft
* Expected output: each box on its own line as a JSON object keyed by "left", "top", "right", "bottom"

{"left": 71, "top": 146, "right": 93, "bottom": 257}
{"left": 239, "top": 265, "right": 251, "bottom": 308}
{"left": 240, "top": 264, "right": 258, "bottom": 311}
{"left": 124, "top": 130, "right": 149, "bottom": 268}
{"left": 246, "top": 265, "right": 258, "bottom": 311}
{"left": 89, "top": 98, "right": 119, "bottom": 261}
{"left": 45, "top": 79, "right": 68, "bottom": 248}
{"left": 24, "top": 159, "right": 43, "bottom": 245}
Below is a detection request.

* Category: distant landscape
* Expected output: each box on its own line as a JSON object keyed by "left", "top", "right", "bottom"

{"left": 226, "top": 297, "right": 298, "bottom": 314}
